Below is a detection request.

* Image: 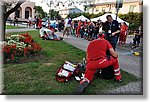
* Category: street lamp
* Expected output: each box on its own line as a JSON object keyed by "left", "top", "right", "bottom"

{"left": 115, "top": 0, "right": 123, "bottom": 20}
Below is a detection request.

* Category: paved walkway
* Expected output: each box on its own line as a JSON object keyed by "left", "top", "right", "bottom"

{"left": 6, "top": 23, "right": 35, "bottom": 33}
{"left": 6, "top": 28, "right": 35, "bottom": 33}
{"left": 56, "top": 32, "right": 143, "bottom": 95}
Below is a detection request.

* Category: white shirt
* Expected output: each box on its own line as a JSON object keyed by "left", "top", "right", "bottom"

{"left": 28, "top": 17, "right": 32, "bottom": 21}
{"left": 99, "top": 27, "right": 103, "bottom": 33}
{"left": 39, "top": 28, "right": 54, "bottom": 39}
{"left": 64, "top": 18, "right": 71, "bottom": 27}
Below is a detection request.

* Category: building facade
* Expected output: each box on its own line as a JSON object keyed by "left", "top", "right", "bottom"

{"left": 9, "top": 0, "right": 35, "bottom": 21}
{"left": 59, "top": 7, "right": 83, "bottom": 18}
{"left": 85, "top": 0, "right": 143, "bottom": 14}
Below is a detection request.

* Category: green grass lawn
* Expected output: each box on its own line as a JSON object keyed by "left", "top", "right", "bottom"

{"left": 6, "top": 25, "right": 25, "bottom": 29}
{"left": 3, "top": 30, "right": 140, "bottom": 95}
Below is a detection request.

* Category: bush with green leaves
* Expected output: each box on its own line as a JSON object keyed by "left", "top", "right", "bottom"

{"left": 118, "top": 12, "right": 143, "bottom": 31}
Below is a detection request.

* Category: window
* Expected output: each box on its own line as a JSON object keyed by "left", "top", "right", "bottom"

{"left": 102, "top": 7, "right": 106, "bottom": 12}
{"left": 96, "top": 8, "right": 99, "bottom": 12}
{"left": 129, "top": 5, "right": 136, "bottom": 12}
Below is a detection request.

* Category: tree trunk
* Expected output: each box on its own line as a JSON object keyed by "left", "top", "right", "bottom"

{"left": 2, "top": 5, "right": 6, "bottom": 41}
{"left": 2, "top": 0, "right": 25, "bottom": 40}
{"left": 0, "top": 4, "right": 5, "bottom": 41}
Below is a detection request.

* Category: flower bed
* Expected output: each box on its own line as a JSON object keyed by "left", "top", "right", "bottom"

{"left": 2, "top": 32, "right": 42, "bottom": 62}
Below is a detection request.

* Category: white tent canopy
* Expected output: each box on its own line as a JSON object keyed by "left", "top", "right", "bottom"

{"left": 91, "top": 13, "right": 129, "bottom": 26}
{"left": 72, "top": 15, "right": 90, "bottom": 22}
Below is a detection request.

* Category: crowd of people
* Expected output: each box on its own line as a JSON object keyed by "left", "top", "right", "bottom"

{"left": 12, "top": 15, "right": 42, "bottom": 29}
{"left": 15, "top": 14, "right": 141, "bottom": 47}
{"left": 11, "top": 13, "right": 142, "bottom": 49}
{"left": 62, "top": 15, "right": 142, "bottom": 48}
{"left": 28, "top": 16, "right": 42, "bottom": 29}
{"left": 11, "top": 13, "right": 139, "bottom": 47}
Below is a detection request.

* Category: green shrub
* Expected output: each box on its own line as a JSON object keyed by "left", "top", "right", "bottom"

{"left": 118, "top": 12, "right": 143, "bottom": 30}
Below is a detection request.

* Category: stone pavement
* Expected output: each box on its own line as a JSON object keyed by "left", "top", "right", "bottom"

{"left": 6, "top": 28, "right": 35, "bottom": 33}
{"left": 6, "top": 23, "right": 35, "bottom": 33}
{"left": 56, "top": 32, "right": 143, "bottom": 95}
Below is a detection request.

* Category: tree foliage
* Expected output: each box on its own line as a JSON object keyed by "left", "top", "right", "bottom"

{"left": 1, "top": 0, "right": 25, "bottom": 40}
{"left": 69, "top": 12, "right": 106, "bottom": 19}
{"left": 118, "top": 12, "right": 143, "bottom": 30}
{"left": 35, "top": 6, "right": 47, "bottom": 18}
{"left": 49, "top": 9, "right": 61, "bottom": 20}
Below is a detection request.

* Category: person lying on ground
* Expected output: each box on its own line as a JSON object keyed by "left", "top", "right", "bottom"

{"left": 39, "top": 28, "right": 63, "bottom": 41}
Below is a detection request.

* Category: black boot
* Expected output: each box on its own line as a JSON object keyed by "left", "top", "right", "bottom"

{"left": 75, "top": 79, "right": 89, "bottom": 94}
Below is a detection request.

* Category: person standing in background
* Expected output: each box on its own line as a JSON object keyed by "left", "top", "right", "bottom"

{"left": 76, "top": 20, "right": 82, "bottom": 37}
{"left": 103, "top": 15, "right": 120, "bottom": 50}
{"left": 28, "top": 16, "right": 32, "bottom": 28}
{"left": 13, "top": 16, "right": 18, "bottom": 26}
{"left": 36, "top": 16, "right": 39, "bottom": 29}
{"left": 133, "top": 30, "right": 141, "bottom": 47}
{"left": 119, "top": 22, "right": 128, "bottom": 45}
{"left": 63, "top": 15, "right": 72, "bottom": 38}
{"left": 94, "top": 23, "right": 100, "bottom": 39}
{"left": 88, "top": 22, "right": 95, "bottom": 41}
{"left": 38, "top": 16, "right": 42, "bottom": 29}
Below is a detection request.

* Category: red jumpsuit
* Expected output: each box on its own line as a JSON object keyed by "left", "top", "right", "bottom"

{"left": 38, "top": 18, "right": 42, "bottom": 29}
{"left": 84, "top": 39, "right": 122, "bottom": 82}
{"left": 77, "top": 21, "right": 82, "bottom": 37}
{"left": 119, "top": 25, "right": 128, "bottom": 44}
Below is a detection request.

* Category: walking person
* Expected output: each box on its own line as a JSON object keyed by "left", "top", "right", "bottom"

{"left": 62, "top": 15, "right": 72, "bottom": 38}
{"left": 103, "top": 15, "right": 120, "bottom": 50}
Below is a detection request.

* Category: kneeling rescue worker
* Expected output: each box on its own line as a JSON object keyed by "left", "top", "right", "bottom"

{"left": 75, "top": 33, "right": 122, "bottom": 94}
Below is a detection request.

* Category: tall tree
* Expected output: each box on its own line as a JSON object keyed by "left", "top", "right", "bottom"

{"left": 49, "top": 9, "right": 61, "bottom": 20}
{"left": 1, "top": 0, "right": 25, "bottom": 40}
{"left": 35, "top": 6, "right": 47, "bottom": 18}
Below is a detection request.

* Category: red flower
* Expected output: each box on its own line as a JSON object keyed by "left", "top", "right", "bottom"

{"left": 24, "top": 47, "right": 29, "bottom": 56}
{"left": 11, "top": 54, "right": 14, "bottom": 60}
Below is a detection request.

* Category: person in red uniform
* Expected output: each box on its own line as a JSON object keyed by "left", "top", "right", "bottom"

{"left": 119, "top": 22, "right": 128, "bottom": 45}
{"left": 76, "top": 20, "right": 82, "bottom": 37}
{"left": 75, "top": 33, "right": 122, "bottom": 94}
{"left": 38, "top": 17, "right": 42, "bottom": 29}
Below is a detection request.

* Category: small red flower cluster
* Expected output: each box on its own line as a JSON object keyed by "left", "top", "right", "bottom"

{"left": 3, "top": 32, "right": 42, "bottom": 62}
